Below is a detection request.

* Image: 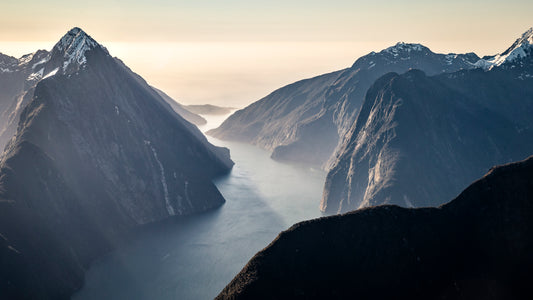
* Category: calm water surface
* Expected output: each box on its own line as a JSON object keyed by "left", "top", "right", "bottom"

{"left": 74, "top": 114, "right": 326, "bottom": 299}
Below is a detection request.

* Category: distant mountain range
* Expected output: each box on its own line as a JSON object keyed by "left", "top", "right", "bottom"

{"left": 208, "top": 41, "right": 481, "bottom": 167}
{"left": 322, "top": 28, "right": 533, "bottom": 213}
{"left": 186, "top": 104, "right": 236, "bottom": 115}
{"left": 209, "top": 27, "right": 533, "bottom": 214}
{"left": 0, "top": 28, "right": 233, "bottom": 299}
{"left": 217, "top": 155, "right": 533, "bottom": 299}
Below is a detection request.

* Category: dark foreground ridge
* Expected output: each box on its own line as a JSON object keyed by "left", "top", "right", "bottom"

{"left": 217, "top": 155, "right": 533, "bottom": 299}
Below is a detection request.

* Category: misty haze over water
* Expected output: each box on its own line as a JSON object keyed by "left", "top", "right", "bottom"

{"left": 74, "top": 113, "right": 326, "bottom": 299}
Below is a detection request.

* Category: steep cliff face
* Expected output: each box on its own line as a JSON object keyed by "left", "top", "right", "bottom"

{"left": 208, "top": 44, "right": 479, "bottom": 167}
{"left": 217, "top": 155, "right": 533, "bottom": 300}
{"left": 0, "top": 27, "right": 233, "bottom": 299}
{"left": 322, "top": 28, "right": 533, "bottom": 214}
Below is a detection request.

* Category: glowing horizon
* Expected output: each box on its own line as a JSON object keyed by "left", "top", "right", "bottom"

{"left": 1, "top": 0, "right": 532, "bottom": 107}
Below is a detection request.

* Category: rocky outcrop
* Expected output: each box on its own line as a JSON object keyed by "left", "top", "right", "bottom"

{"left": 0, "top": 27, "right": 233, "bottom": 299}
{"left": 217, "top": 155, "right": 533, "bottom": 300}
{"left": 208, "top": 44, "right": 479, "bottom": 167}
{"left": 322, "top": 28, "right": 533, "bottom": 214}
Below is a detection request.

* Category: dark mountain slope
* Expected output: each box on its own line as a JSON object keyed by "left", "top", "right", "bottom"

{"left": 0, "top": 27, "right": 232, "bottom": 299}
{"left": 209, "top": 44, "right": 479, "bottom": 167}
{"left": 217, "top": 155, "right": 533, "bottom": 300}
{"left": 153, "top": 87, "right": 207, "bottom": 126}
{"left": 208, "top": 69, "right": 344, "bottom": 165}
{"left": 0, "top": 49, "right": 205, "bottom": 151}
{"left": 322, "top": 28, "right": 533, "bottom": 214}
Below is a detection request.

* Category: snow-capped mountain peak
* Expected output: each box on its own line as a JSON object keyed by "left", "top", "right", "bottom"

{"left": 1, "top": 28, "right": 110, "bottom": 84}
{"left": 384, "top": 42, "right": 426, "bottom": 55}
{"left": 51, "top": 27, "right": 108, "bottom": 72}
{"left": 476, "top": 27, "right": 533, "bottom": 70}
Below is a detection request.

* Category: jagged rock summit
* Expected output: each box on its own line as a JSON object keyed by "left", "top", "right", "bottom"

{"left": 50, "top": 27, "right": 104, "bottom": 74}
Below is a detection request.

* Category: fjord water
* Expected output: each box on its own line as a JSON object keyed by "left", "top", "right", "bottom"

{"left": 74, "top": 113, "right": 325, "bottom": 300}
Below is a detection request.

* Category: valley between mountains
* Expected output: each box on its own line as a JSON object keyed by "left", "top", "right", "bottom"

{"left": 1, "top": 26, "right": 532, "bottom": 300}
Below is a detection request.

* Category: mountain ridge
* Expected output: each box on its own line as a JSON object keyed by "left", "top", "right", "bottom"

{"left": 322, "top": 27, "right": 533, "bottom": 213}
{"left": 0, "top": 27, "right": 233, "bottom": 299}
{"left": 216, "top": 155, "right": 533, "bottom": 299}
{"left": 208, "top": 41, "right": 480, "bottom": 168}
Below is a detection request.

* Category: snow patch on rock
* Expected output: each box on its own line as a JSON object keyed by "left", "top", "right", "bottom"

{"left": 42, "top": 67, "right": 59, "bottom": 80}
{"left": 53, "top": 27, "right": 106, "bottom": 72}
{"left": 27, "top": 68, "right": 44, "bottom": 81}
{"left": 384, "top": 42, "right": 425, "bottom": 57}
{"left": 476, "top": 27, "right": 533, "bottom": 70}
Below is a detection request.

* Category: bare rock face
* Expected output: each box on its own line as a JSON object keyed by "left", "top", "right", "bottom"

{"left": 217, "top": 155, "right": 533, "bottom": 300}
{"left": 322, "top": 28, "right": 533, "bottom": 214}
{"left": 208, "top": 44, "right": 479, "bottom": 167}
{"left": 0, "top": 27, "right": 233, "bottom": 299}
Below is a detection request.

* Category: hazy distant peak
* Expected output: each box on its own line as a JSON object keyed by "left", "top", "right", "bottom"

{"left": 351, "top": 41, "right": 480, "bottom": 70}
{"left": 0, "top": 50, "right": 50, "bottom": 77}
{"left": 384, "top": 42, "right": 427, "bottom": 54}
{"left": 0, "top": 52, "right": 18, "bottom": 71}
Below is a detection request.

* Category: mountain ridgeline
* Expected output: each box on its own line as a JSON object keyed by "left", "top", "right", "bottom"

{"left": 208, "top": 43, "right": 480, "bottom": 167}
{"left": 0, "top": 50, "right": 50, "bottom": 149}
{"left": 322, "top": 28, "right": 533, "bottom": 214}
{"left": 0, "top": 28, "right": 233, "bottom": 299}
{"left": 217, "top": 155, "right": 533, "bottom": 300}
{"left": 0, "top": 37, "right": 206, "bottom": 151}
{"left": 153, "top": 87, "right": 207, "bottom": 126}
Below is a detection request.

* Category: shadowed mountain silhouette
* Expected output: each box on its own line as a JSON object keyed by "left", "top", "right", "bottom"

{"left": 217, "top": 155, "right": 533, "bottom": 300}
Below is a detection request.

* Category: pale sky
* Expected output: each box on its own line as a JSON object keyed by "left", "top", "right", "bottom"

{"left": 1, "top": 0, "right": 532, "bottom": 107}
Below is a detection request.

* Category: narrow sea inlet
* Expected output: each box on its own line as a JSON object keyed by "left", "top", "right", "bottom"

{"left": 74, "top": 114, "right": 325, "bottom": 299}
